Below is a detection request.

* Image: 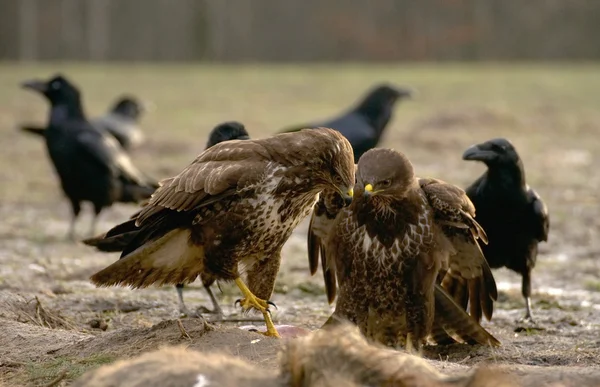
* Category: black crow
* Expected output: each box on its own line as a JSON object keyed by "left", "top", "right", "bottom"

{"left": 462, "top": 138, "right": 549, "bottom": 322}
{"left": 84, "top": 121, "right": 251, "bottom": 318}
{"left": 20, "top": 94, "right": 146, "bottom": 152}
{"left": 21, "top": 74, "right": 157, "bottom": 240}
{"left": 279, "top": 83, "right": 412, "bottom": 163}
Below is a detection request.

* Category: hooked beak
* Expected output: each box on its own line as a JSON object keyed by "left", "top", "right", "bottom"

{"left": 21, "top": 79, "right": 47, "bottom": 93}
{"left": 340, "top": 188, "right": 353, "bottom": 206}
{"left": 462, "top": 145, "right": 497, "bottom": 162}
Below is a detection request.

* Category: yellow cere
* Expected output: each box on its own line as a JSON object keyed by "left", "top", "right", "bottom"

{"left": 348, "top": 188, "right": 354, "bottom": 197}
{"left": 365, "top": 184, "right": 373, "bottom": 192}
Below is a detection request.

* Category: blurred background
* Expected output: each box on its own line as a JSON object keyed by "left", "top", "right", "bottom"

{"left": 1, "top": 0, "right": 600, "bottom": 61}
{"left": 1, "top": 2, "right": 600, "bottom": 384}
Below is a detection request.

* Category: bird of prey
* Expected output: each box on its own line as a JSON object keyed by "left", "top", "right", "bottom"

{"left": 309, "top": 148, "right": 499, "bottom": 350}
{"left": 19, "top": 91, "right": 147, "bottom": 152}
{"left": 176, "top": 121, "right": 251, "bottom": 317}
{"left": 84, "top": 121, "right": 252, "bottom": 318}
{"left": 21, "top": 74, "right": 157, "bottom": 239}
{"left": 463, "top": 138, "right": 549, "bottom": 322}
{"left": 87, "top": 128, "right": 355, "bottom": 337}
{"left": 279, "top": 84, "right": 413, "bottom": 163}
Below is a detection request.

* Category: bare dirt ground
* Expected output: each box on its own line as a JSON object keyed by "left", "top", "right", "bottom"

{"left": 0, "top": 64, "right": 599, "bottom": 385}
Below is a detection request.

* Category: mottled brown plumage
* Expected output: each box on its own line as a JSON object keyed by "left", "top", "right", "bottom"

{"left": 89, "top": 128, "right": 355, "bottom": 337}
{"left": 314, "top": 148, "right": 499, "bottom": 350}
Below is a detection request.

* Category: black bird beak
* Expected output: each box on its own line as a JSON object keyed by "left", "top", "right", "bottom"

{"left": 397, "top": 87, "right": 415, "bottom": 99}
{"left": 21, "top": 79, "right": 48, "bottom": 93}
{"left": 462, "top": 144, "right": 497, "bottom": 162}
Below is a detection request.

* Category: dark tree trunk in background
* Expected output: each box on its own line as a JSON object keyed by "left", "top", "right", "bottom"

{"left": 0, "top": 0, "right": 599, "bottom": 61}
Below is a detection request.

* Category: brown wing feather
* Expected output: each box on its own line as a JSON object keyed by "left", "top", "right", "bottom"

{"left": 307, "top": 189, "right": 345, "bottom": 304}
{"left": 90, "top": 229, "right": 206, "bottom": 288}
{"left": 433, "top": 284, "right": 500, "bottom": 346}
{"left": 420, "top": 178, "right": 497, "bottom": 322}
{"left": 137, "top": 140, "right": 270, "bottom": 225}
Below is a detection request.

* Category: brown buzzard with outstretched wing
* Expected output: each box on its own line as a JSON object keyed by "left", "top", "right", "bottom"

{"left": 89, "top": 128, "right": 355, "bottom": 337}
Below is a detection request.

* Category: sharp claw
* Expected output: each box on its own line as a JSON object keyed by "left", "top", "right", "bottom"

{"left": 267, "top": 300, "right": 278, "bottom": 310}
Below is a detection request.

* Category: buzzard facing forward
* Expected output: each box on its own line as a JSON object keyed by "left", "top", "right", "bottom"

{"left": 312, "top": 148, "right": 499, "bottom": 350}
{"left": 88, "top": 128, "right": 355, "bottom": 337}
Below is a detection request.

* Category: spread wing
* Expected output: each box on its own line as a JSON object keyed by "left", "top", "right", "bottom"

{"left": 137, "top": 139, "right": 270, "bottom": 225}
{"left": 307, "top": 188, "right": 346, "bottom": 304}
{"left": 419, "top": 177, "right": 497, "bottom": 322}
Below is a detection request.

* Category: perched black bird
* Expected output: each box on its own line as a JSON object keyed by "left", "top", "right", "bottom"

{"left": 462, "top": 138, "right": 549, "bottom": 321}
{"left": 84, "top": 121, "right": 251, "bottom": 318}
{"left": 21, "top": 74, "right": 157, "bottom": 239}
{"left": 279, "top": 83, "right": 412, "bottom": 163}
{"left": 20, "top": 94, "right": 146, "bottom": 152}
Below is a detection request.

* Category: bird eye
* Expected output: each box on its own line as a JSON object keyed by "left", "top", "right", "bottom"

{"left": 51, "top": 81, "right": 61, "bottom": 90}
{"left": 333, "top": 175, "right": 344, "bottom": 185}
{"left": 380, "top": 179, "right": 391, "bottom": 188}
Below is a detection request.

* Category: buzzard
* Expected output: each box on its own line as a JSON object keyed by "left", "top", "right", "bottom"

{"left": 279, "top": 84, "right": 413, "bottom": 163}
{"left": 463, "top": 138, "right": 549, "bottom": 322}
{"left": 21, "top": 74, "right": 156, "bottom": 239}
{"left": 88, "top": 128, "right": 355, "bottom": 337}
{"left": 310, "top": 148, "right": 499, "bottom": 350}
{"left": 85, "top": 121, "right": 252, "bottom": 318}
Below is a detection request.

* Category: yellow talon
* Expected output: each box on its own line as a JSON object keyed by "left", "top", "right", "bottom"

{"left": 235, "top": 278, "right": 280, "bottom": 338}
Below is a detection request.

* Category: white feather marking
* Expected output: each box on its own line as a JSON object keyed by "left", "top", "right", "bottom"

{"left": 362, "top": 233, "right": 373, "bottom": 253}
{"left": 193, "top": 374, "right": 210, "bottom": 387}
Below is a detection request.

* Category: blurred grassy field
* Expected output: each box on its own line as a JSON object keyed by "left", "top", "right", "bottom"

{"left": 2, "top": 63, "right": 599, "bottom": 239}
{"left": 1, "top": 63, "right": 600, "bottom": 384}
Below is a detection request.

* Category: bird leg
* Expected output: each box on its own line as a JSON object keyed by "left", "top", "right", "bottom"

{"left": 90, "top": 205, "right": 103, "bottom": 238}
{"left": 520, "top": 270, "right": 535, "bottom": 323}
{"left": 234, "top": 278, "right": 280, "bottom": 338}
{"left": 175, "top": 284, "right": 224, "bottom": 319}
{"left": 67, "top": 201, "right": 81, "bottom": 241}
{"left": 202, "top": 283, "right": 224, "bottom": 318}
{"left": 176, "top": 284, "right": 197, "bottom": 317}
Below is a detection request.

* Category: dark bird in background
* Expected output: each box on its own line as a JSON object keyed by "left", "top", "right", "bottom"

{"left": 279, "top": 83, "right": 413, "bottom": 163}
{"left": 20, "top": 94, "right": 147, "bottom": 152}
{"left": 205, "top": 121, "right": 250, "bottom": 149}
{"left": 90, "top": 95, "right": 146, "bottom": 151}
{"left": 463, "top": 138, "right": 549, "bottom": 322}
{"left": 85, "top": 121, "right": 252, "bottom": 318}
{"left": 311, "top": 148, "right": 499, "bottom": 351}
{"left": 21, "top": 74, "right": 157, "bottom": 240}
{"left": 86, "top": 128, "right": 355, "bottom": 337}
